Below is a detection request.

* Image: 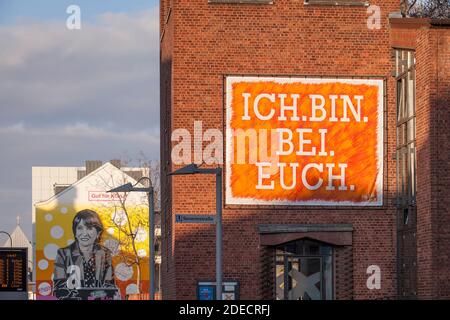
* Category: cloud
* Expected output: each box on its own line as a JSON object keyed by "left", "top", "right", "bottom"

{"left": 0, "top": 7, "right": 160, "bottom": 129}
{"left": 0, "top": 122, "right": 160, "bottom": 162}
{"left": 0, "top": 122, "right": 159, "bottom": 142}
{"left": 0, "top": 7, "right": 160, "bottom": 238}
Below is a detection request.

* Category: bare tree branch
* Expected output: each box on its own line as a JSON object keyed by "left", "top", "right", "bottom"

{"left": 405, "top": 0, "right": 450, "bottom": 18}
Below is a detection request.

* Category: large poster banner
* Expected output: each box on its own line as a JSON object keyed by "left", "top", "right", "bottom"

{"left": 35, "top": 163, "right": 150, "bottom": 300}
{"left": 225, "top": 76, "right": 384, "bottom": 206}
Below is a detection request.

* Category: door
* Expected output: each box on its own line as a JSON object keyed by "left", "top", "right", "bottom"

{"left": 275, "top": 240, "right": 333, "bottom": 300}
{"left": 277, "top": 256, "right": 324, "bottom": 300}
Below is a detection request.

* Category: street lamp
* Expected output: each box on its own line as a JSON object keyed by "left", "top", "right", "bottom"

{"left": 107, "top": 176, "right": 156, "bottom": 300}
{"left": 0, "top": 231, "right": 12, "bottom": 247}
{"left": 168, "top": 164, "right": 223, "bottom": 300}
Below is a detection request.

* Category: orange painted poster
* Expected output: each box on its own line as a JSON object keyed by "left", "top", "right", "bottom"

{"left": 225, "top": 76, "right": 384, "bottom": 206}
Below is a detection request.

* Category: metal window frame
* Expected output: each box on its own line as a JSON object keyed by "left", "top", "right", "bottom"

{"left": 395, "top": 49, "right": 416, "bottom": 209}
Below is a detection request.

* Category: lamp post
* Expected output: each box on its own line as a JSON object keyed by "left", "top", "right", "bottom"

{"left": 0, "top": 231, "right": 12, "bottom": 247}
{"left": 107, "top": 176, "right": 155, "bottom": 300}
{"left": 168, "top": 164, "right": 223, "bottom": 300}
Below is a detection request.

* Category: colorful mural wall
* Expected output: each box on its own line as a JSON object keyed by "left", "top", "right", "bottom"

{"left": 35, "top": 163, "right": 150, "bottom": 300}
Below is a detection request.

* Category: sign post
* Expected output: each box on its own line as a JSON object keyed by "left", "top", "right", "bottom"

{"left": 169, "top": 165, "right": 223, "bottom": 300}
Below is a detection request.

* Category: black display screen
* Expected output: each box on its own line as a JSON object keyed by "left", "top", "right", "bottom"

{"left": 0, "top": 248, "right": 27, "bottom": 292}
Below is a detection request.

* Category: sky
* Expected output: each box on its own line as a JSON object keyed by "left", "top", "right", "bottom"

{"left": 0, "top": 0, "right": 160, "bottom": 240}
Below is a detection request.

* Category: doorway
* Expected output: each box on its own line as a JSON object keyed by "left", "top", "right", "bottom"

{"left": 275, "top": 239, "right": 333, "bottom": 300}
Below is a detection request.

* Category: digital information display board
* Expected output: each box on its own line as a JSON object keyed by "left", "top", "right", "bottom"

{"left": 0, "top": 248, "right": 28, "bottom": 297}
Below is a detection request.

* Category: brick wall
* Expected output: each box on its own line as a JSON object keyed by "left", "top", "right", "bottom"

{"left": 259, "top": 246, "right": 274, "bottom": 300}
{"left": 161, "top": 0, "right": 401, "bottom": 299}
{"left": 335, "top": 246, "right": 354, "bottom": 300}
{"left": 415, "top": 26, "right": 437, "bottom": 299}
{"left": 160, "top": 0, "right": 175, "bottom": 299}
{"left": 390, "top": 20, "right": 450, "bottom": 299}
{"left": 435, "top": 29, "right": 450, "bottom": 298}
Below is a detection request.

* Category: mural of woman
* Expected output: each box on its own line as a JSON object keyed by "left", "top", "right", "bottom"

{"left": 52, "top": 209, "right": 119, "bottom": 300}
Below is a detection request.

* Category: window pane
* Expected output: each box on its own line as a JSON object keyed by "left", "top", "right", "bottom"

{"left": 305, "top": 242, "right": 320, "bottom": 255}
{"left": 292, "top": 257, "right": 322, "bottom": 300}
{"left": 407, "top": 69, "right": 415, "bottom": 117}
{"left": 399, "top": 150, "right": 404, "bottom": 205}
{"left": 407, "top": 144, "right": 412, "bottom": 204}
{"left": 319, "top": 246, "right": 332, "bottom": 256}
{"left": 408, "top": 51, "right": 415, "bottom": 68}
{"left": 401, "top": 51, "right": 409, "bottom": 73}
{"left": 404, "top": 208, "right": 409, "bottom": 225}
{"left": 396, "top": 50, "right": 401, "bottom": 76}
{"left": 287, "top": 258, "right": 298, "bottom": 300}
{"left": 324, "top": 256, "right": 333, "bottom": 300}
{"left": 397, "top": 78, "right": 407, "bottom": 121}
{"left": 284, "top": 242, "right": 297, "bottom": 255}
{"left": 397, "top": 80, "right": 402, "bottom": 121}
{"left": 296, "top": 241, "right": 305, "bottom": 255}
{"left": 276, "top": 264, "right": 284, "bottom": 300}
{"left": 407, "top": 120, "right": 414, "bottom": 143}
{"left": 401, "top": 149, "right": 407, "bottom": 206}
{"left": 410, "top": 145, "right": 416, "bottom": 202}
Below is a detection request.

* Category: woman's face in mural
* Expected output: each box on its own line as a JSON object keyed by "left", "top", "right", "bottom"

{"left": 75, "top": 219, "right": 98, "bottom": 249}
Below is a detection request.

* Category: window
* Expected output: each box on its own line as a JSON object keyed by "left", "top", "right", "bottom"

{"left": 395, "top": 49, "right": 417, "bottom": 299}
{"left": 395, "top": 49, "right": 416, "bottom": 211}
{"left": 208, "top": 0, "right": 273, "bottom": 3}
{"left": 304, "top": 0, "right": 369, "bottom": 6}
{"left": 275, "top": 239, "right": 333, "bottom": 300}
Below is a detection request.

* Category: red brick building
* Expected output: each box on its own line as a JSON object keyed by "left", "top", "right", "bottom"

{"left": 160, "top": 0, "right": 450, "bottom": 299}
{"left": 390, "top": 18, "right": 450, "bottom": 299}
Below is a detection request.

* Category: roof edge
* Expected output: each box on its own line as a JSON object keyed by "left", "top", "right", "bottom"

{"left": 390, "top": 17, "right": 450, "bottom": 28}
{"left": 34, "top": 162, "right": 145, "bottom": 207}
